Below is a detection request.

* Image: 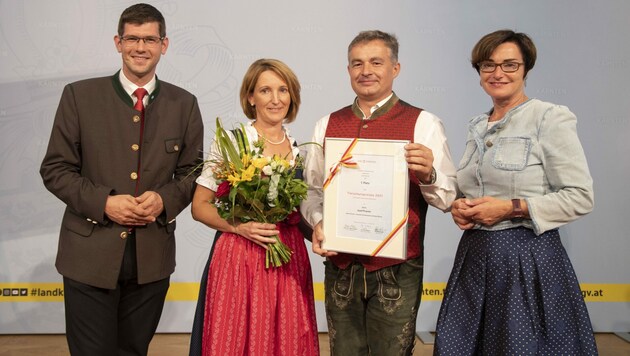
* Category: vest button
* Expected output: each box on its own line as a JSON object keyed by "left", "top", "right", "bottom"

{"left": 485, "top": 140, "right": 493, "bottom": 147}
{"left": 120, "top": 231, "right": 128, "bottom": 239}
{"left": 130, "top": 172, "right": 138, "bottom": 180}
{"left": 133, "top": 115, "right": 141, "bottom": 123}
{"left": 131, "top": 144, "right": 140, "bottom": 151}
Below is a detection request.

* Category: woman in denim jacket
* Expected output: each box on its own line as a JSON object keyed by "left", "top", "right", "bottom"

{"left": 434, "top": 30, "right": 598, "bottom": 355}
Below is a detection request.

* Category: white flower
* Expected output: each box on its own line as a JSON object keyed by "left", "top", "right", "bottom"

{"left": 262, "top": 165, "right": 273, "bottom": 176}
{"left": 267, "top": 174, "right": 280, "bottom": 204}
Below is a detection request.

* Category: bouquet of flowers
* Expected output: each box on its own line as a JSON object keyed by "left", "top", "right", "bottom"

{"left": 209, "top": 118, "right": 309, "bottom": 268}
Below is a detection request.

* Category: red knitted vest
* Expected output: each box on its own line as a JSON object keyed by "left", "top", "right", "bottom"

{"left": 325, "top": 99, "right": 429, "bottom": 271}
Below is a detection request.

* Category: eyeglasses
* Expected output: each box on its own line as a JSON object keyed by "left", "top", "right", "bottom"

{"left": 478, "top": 62, "right": 524, "bottom": 73}
{"left": 120, "top": 36, "right": 164, "bottom": 46}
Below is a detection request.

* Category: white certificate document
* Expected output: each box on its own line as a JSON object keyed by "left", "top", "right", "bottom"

{"left": 337, "top": 154, "right": 393, "bottom": 241}
{"left": 322, "top": 137, "right": 409, "bottom": 259}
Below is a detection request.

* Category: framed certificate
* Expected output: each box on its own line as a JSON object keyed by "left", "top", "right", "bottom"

{"left": 322, "top": 137, "right": 410, "bottom": 259}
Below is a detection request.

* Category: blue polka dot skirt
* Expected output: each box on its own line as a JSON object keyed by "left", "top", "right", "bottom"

{"left": 434, "top": 227, "right": 598, "bottom": 355}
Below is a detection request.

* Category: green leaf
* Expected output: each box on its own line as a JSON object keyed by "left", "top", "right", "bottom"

{"left": 236, "top": 123, "right": 250, "bottom": 155}
{"left": 215, "top": 117, "right": 243, "bottom": 170}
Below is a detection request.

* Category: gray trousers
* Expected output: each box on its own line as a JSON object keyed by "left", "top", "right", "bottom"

{"left": 324, "top": 255, "right": 424, "bottom": 356}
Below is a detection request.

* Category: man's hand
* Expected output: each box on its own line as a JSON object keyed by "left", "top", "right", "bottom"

{"left": 134, "top": 191, "right": 164, "bottom": 222}
{"left": 105, "top": 195, "right": 151, "bottom": 226}
{"left": 312, "top": 222, "right": 337, "bottom": 257}
{"left": 405, "top": 143, "right": 434, "bottom": 184}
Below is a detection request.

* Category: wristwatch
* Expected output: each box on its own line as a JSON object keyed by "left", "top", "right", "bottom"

{"left": 510, "top": 199, "right": 524, "bottom": 219}
{"left": 420, "top": 167, "right": 436, "bottom": 185}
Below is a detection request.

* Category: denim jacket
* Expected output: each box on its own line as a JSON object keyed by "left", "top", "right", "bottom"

{"left": 457, "top": 99, "right": 594, "bottom": 235}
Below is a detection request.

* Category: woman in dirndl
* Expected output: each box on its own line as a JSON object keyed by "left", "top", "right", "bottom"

{"left": 188, "top": 59, "right": 318, "bottom": 356}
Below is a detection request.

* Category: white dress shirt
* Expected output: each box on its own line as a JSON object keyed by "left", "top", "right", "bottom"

{"left": 300, "top": 95, "right": 458, "bottom": 228}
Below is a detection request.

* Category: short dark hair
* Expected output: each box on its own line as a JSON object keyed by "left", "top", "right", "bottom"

{"left": 118, "top": 3, "right": 166, "bottom": 38}
{"left": 471, "top": 29, "right": 537, "bottom": 77}
{"left": 240, "top": 59, "right": 301, "bottom": 123}
{"left": 348, "top": 30, "right": 399, "bottom": 63}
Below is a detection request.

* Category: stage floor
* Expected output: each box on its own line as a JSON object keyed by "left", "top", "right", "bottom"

{"left": 0, "top": 333, "right": 627, "bottom": 355}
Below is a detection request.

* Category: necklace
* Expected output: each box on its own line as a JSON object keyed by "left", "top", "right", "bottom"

{"left": 257, "top": 131, "right": 286, "bottom": 145}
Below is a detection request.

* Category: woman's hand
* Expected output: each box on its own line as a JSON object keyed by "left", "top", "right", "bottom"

{"left": 233, "top": 222, "right": 279, "bottom": 249}
{"left": 459, "top": 196, "right": 513, "bottom": 227}
{"left": 451, "top": 198, "right": 476, "bottom": 230}
{"left": 192, "top": 185, "right": 281, "bottom": 249}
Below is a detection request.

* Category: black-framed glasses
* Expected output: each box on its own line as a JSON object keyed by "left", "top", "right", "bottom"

{"left": 478, "top": 61, "right": 524, "bottom": 73}
{"left": 120, "top": 36, "right": 164, "bottom": 46}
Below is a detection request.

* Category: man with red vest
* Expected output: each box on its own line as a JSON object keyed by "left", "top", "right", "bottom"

{"left": 301, "top": 30, "right": 457, "bottom": 355}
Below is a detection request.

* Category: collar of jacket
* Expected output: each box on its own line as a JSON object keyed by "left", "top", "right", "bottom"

{"left": 110, "top": 70, "right": 162, "bottom": 109}
{"left": 351, "top": 92, "right": 399, "bottom": 120}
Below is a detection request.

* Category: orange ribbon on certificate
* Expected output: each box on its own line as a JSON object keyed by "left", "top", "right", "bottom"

{"left": 322, "top": 138, "right": 359, "bottom": 190}
{"left": 370, "top": 210, "right": 409, "bottom": 257}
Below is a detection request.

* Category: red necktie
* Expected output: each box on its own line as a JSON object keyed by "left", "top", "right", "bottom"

{"left": 133, "top": 88, "right": 148, "bottom": 113}
{"left": 133, "top": 88, "right": 148, "bottom": 195}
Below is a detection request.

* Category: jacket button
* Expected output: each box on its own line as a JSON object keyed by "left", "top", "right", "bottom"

{"left": 130, "top": 172, "right": 138, "bottom": 180}
{"left": 132, "top": 115, "right": 141, "bottom": 123}
{"left": 120, "top": 231, "right": 128, "bottom": 239}
{"left": 173, "top": 144, "right": 179, "bottom": 151}
{"left": 131, "top": 144, "right": 139, "bottom": 151}
{"left": 485, "top": 140, "right": 493, "bottom": 147}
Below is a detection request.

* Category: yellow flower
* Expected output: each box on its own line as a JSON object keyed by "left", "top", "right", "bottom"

{"left": 241, "top": 153, "right": 251, "bottom": 167}
{"left": 227, "top": 172, "right": 241, "bottom": 185}
{"left": 272, "top": 156, "right": 290, "bottom": 168}
{"left": 252, "top": 157, "right": 269, "bottom": 169}
{"left": 240, "top": 164, "right": 256, "bottom": 181}
{"left": 279, "top": 159, "right": 291, "bottom": 169}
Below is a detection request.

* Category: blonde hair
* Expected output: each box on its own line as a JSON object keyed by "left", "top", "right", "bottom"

{"left": 240, "top": 59, "right": 301, "bottom": 123}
